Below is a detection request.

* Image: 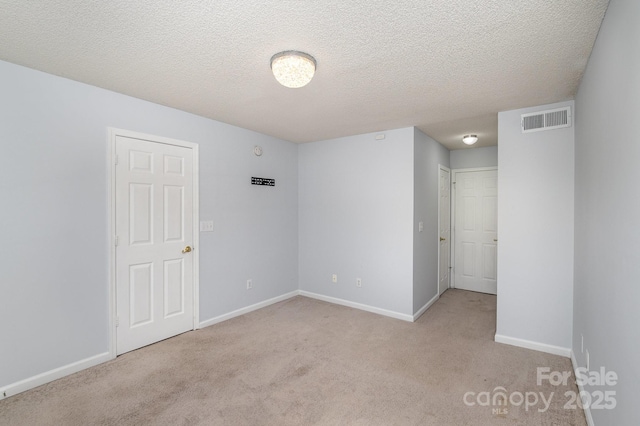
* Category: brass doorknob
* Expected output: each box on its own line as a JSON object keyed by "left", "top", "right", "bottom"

{"left": 440, "top": 237, "right": 446, "bottom": 241}
{"left": 182, "top": 246, "right": 192, "bottom": 253}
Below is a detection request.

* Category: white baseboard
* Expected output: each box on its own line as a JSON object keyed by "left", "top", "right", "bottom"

{"left": 198, "top": 290, "right": 299, "bottom": 329}
{"left": 298, "top": 290, "right": 414, "bottom": 322}
{"left": 571, "top": 350, "right": 595, "bottom": 426}
{"left": 0, "top": 351, "right": 112, "bottom": 400}
{"left": 494, "top": 334, "right": 572, "bottom": 358}
{"left": 413, "top": 293, "right": 439, "bottom": 321}
{"left": 2, "top": 290, "right": 415, "bottom": 400}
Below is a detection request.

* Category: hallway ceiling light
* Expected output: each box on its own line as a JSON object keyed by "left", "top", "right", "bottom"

{"left": 270, "top": 51, "right": 316, "bottom": 88}
{"left": 462, "top": 134, "right": 478, "bottom": 145}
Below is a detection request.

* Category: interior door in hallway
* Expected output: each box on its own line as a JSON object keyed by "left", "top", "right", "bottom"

{"left": 115, "top": 135, "right": 195, "bottom": 355}
{"left": 453, "top": 168, "right": 498, "bottom": 294}
{"left": 438, "top": 166, "right": 451, "bottom": 296}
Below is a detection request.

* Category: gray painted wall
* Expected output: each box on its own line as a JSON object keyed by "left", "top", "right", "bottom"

{"left": 450, "top": 146, "right": 497, "bottom": 169}
{"left": 0, "top": 60, "right": 298, "bottom": 388}
{"left": 574, "top": 0, "right": 639, "bottom": 423}
{"left": 413, "top": 128, "right": 450, "bottom": 313}
{"left": 496, "top": 100, "right": 575, "bottom": 349}
{"left": 298, "top": 128, "right": 415, "bottom": 315}
{"left": 199, "top": 125, "right": 298, "bottom": 321}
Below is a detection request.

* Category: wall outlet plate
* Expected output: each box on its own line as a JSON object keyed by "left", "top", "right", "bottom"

{"left": 585, "top": 349, "right": 590, "bottom": 371}
{"left": 200, "top": 220, "right": 214, "bottom": 232}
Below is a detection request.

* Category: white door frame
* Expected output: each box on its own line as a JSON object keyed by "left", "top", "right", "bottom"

{"left": 107, "top": 127, "right": 200, "bottom": 358}
{"left": 437, "top": 164, "right": 451, "bottom": 296}
{"left": 450, "top": 166, "right": 497, "bottom": 290}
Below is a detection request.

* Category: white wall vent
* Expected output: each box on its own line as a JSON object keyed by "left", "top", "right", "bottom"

{"left": 521, "top": 106, "right": 572, "bottom": 133}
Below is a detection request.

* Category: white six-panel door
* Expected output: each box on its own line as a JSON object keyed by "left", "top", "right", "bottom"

{"left": 115, "top": 135, "right": 194, "bottom": 355}
{"left": 453, "top": 169, "right": 498, "bottom": 295}
{"left": 438, "top": 166, "right": 451, "bottom": 296}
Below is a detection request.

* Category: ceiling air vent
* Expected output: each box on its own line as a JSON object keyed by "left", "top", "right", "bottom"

{"left": 521, "top": 106, "right": 572, "bottom": 133}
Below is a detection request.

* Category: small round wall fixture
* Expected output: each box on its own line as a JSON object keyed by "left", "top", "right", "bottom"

{"left": 270, "top": 51, "right": 316, "bottom": 88}
{"left": 462, "top": 134, "right": 478, "bottom": 145}
{"left": 253, "top": 146, "right": 263, "bottom": 156}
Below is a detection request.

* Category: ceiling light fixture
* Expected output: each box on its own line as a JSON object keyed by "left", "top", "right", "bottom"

{"left": 270, "top": 51, "right": 316, "bottom": 88}
{"left": 462, "top": 134, "right": 478, "bottom": 145}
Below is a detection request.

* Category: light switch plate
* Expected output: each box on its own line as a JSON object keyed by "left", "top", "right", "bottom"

{"left": 200, "top": 220, "right": 214, "bottom": 232}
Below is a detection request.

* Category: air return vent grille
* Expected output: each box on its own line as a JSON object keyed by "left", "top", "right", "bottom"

{"left": 521, "top": 106, "right": 572, "bottom": 133}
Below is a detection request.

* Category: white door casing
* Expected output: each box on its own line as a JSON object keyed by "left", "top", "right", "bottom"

{"left": 110, "top": 129, "right": 199, "bottom": 355}
{"left": 438, "top": 166, "right": 451, "bottom": 296}
{"left": 452, "top": 168, "right": 498, "bottom": 295}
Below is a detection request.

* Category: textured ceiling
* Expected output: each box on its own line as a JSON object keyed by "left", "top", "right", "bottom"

{"left": 0, "top": 0, "right": 609, "bottom": 149}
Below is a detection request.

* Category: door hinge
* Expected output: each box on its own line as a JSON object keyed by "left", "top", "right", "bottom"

{"left": 114, "top": 236, "right": 119, "bottom": 246}
{"left": 115, "top": 154, "right": 119, "bottom": 165}
{"left": 115, "top": 316, "right": 120, "bottom": 327}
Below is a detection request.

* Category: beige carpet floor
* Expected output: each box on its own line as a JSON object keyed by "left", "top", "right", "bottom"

{"left": 0, "top": 290, "right": 586, "bottom": 425}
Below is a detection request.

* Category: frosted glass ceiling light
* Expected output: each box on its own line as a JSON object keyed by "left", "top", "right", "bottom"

{"left": 462, "top": 134, "right": 478, "bottom": 145}
{"left": 270, "top": 51, "right": 316, "bottom": 88}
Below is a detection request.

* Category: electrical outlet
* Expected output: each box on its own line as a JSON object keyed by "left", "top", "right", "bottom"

{"left": 419, "top": 221, "right": 424, "bottom": 232}
{"left": 356, "top": 278, "right": 362, "bottom": 287}
{"left": 332, "top": 274, "right": 337, "bottom": 283}
{"left": 246, "top": 279, "right": 252, "bottom": 290}
{"left": 585, "top": 349, "right": 590, "bottom": 371}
